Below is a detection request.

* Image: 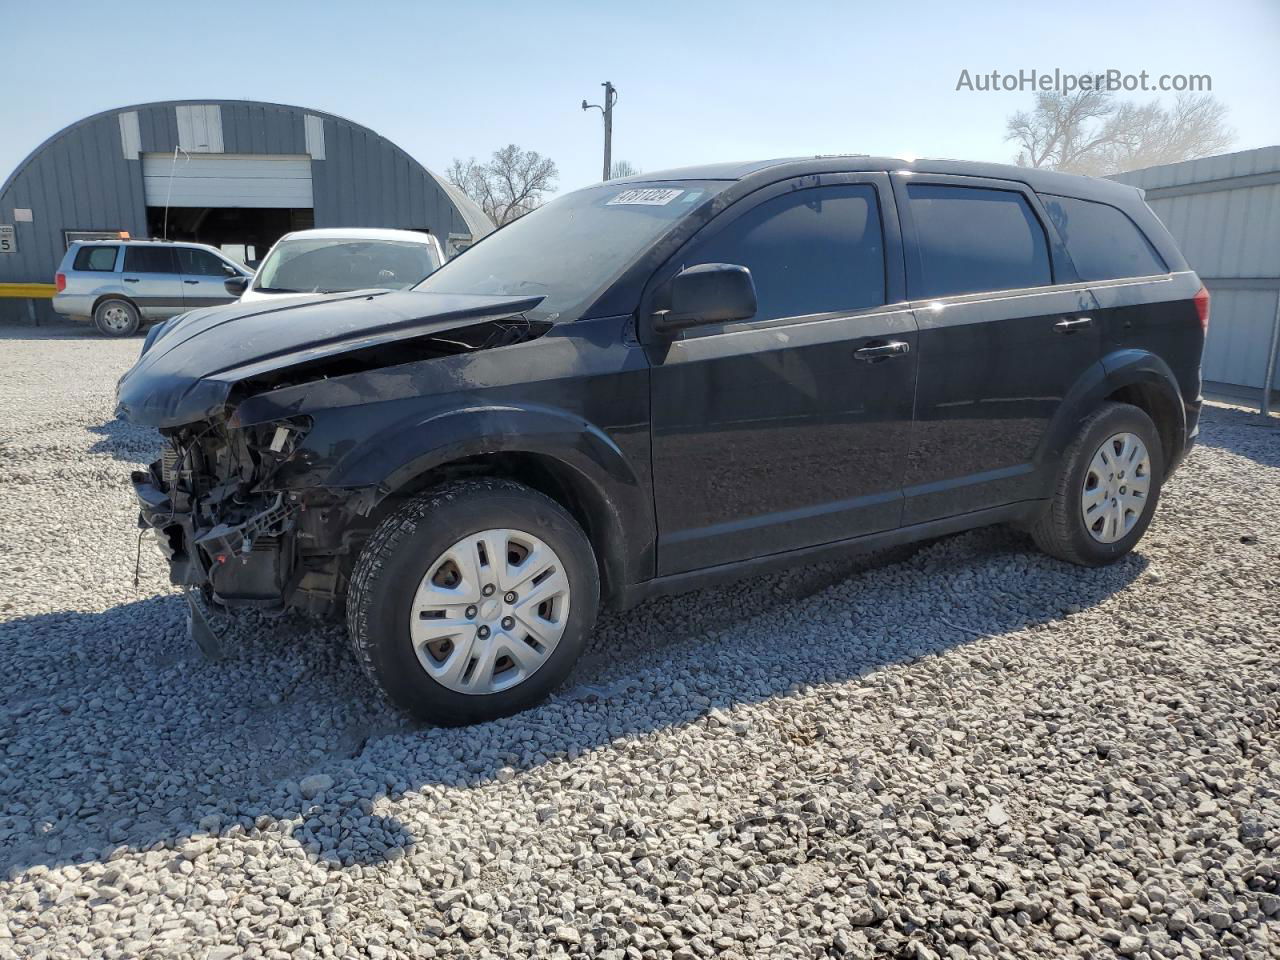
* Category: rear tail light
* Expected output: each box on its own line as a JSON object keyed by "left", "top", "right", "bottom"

{"left": 1193, "top": 285, "right": 1210, "bottom": 334}
{"left": 55, "top": 272, "right": 66, "bottom": 292}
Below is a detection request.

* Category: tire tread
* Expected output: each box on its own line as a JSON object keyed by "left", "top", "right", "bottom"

{"left": 345, "top": 478, "right": 591, "bottom": 717}
{"left": 1030, "top": 401, "right": 1160, "bottom": 565}
{"left": 93, "top": 298, "right": 139, "bottom": 337}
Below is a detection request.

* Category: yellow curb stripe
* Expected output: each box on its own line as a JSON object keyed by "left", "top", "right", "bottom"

{"left": 0, "top": 283, "right": 57, "bottom": 298}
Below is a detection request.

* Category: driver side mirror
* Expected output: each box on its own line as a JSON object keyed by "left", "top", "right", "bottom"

{"left": 653, "top": 262, "right": 757, "bottom": 334}
{"left": 223, "top": 275, "right": 250, "bottom": 297}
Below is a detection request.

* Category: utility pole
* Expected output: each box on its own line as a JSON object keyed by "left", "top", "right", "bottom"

{"left": 581, "top": 81, "right": 618, "bottom": 180}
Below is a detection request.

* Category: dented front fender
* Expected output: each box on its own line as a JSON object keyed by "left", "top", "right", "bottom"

{"left": 233, "top": 314, "right": 657, "bottom": 593}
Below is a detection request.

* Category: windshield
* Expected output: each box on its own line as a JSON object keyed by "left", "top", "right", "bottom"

{"left": 254, "top": 237, "right": 441, "bottom": 294}
{"left": 414, "top": 180, "right": 729, "bottom": 318}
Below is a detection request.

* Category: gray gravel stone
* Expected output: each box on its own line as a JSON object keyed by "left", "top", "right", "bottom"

{"left": 458, "top": 909, "right": 488, "bottom": 938}
{"left": 297, "top": 774, "right": 333, "bottom": 800}
{"left": 1, "top": 327, "right": 1278, "bottom": 960}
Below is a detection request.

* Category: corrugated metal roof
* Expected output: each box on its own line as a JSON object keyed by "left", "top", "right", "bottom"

{"left": 1110, "top": 145, "right": 1280, "bottom": 190}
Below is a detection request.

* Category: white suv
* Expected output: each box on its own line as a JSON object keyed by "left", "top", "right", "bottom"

{"left": 53, "top": 239, "right": 251, "bottom": 336}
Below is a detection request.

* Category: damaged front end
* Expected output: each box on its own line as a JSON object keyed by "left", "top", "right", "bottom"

{"left": 120, "top": 289, "right": 553, "bottom": 621}
{"left": 133, "top": 415, "right": 320, "bottom": 613}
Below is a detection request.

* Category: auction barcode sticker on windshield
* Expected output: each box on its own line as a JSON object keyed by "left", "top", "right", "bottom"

{"left": 608, "top": 188, "right": 684, "bottom": 206}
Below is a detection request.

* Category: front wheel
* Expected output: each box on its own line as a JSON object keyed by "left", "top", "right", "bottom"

{"left": 346, "top": 479, "right": 600, "bottom": 725}
{"left": 1031, "top": 402, "right": 1164, "bottom": 566}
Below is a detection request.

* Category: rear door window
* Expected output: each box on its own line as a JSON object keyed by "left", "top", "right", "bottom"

{"left": 73, "top": 246, "right": 119, "bottom": 271}
{"left": 123, "top": 246, "right": 179, "bottom": 274}
{"left": 1040, "top": 194, "right": 1168, "bottom": 281}
{"left": 686, "top": 183, "right": 886, "bottom": 322}
{"left": 178, "top": 247, "right": 235, "bottom": 276}
{"left": 905, "top": 184, "right": 1051, "bottom": 298}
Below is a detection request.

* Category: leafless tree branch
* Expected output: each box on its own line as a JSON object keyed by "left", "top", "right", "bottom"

{"left": 609, "top": 160, "right": 641, "bottom": 180}
{"left": 446, "top": 145, "right": 559, "bottom": 226}
{"left": 1005, "top": 90, "right": 1234, "bottom": 176}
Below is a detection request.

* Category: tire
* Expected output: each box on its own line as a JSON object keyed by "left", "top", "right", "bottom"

{"left": 346, "top": 478, "right": 600, "bottom": 725}
{"left": 1031, "top": 402, "right": 1164, "bottom": 566}
{"left": 93, "top": 298, "right": 140, "bottom": 337}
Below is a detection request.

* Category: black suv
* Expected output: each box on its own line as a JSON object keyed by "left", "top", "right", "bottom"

{"left": 118, "top": 156, "right": 1206, "bottom": 725}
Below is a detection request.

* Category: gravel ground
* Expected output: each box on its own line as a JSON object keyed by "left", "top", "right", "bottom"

{"left": 1, "top": 322, "right": 1277, "bottom": 960}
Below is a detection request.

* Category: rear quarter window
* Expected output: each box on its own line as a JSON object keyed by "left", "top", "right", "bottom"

{"left": 73, "top": 246, "right": 118, "bottom": 271}
{"left": 1041, "top": 195, "right": 1168, "bottom": 281}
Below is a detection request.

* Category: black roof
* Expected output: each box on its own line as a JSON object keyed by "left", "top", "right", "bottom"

{"left": 618, "top": 155, "right": 1142, "bottom": 206}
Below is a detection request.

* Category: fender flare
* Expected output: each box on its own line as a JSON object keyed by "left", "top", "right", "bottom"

{"left": 1036, "top": 350, "right": 1186, "bottom": 486}
{"left": 327, "top": 403, "right": 654, "bottom": 595}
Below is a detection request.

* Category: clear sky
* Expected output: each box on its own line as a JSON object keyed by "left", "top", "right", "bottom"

{"left": 3, "top": 0, "right": 1277, "bottom": 196}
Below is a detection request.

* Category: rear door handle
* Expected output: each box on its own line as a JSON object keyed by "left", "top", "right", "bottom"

{"left": 854, "top": 340, "right": 911, "bottom": 361}
{"left": 123, "top": 277, "right": 139, "bottom": 283}
{"left": 183, "top": 279, "right": 199, "bottom": 285}
{"left": 1053, "top": 317, "right": 1093, "bottom": 333}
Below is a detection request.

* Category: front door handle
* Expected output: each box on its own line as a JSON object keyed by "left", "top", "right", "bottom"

{"left": 183, "top": 279, "right": 199, "bottom": 285}
{"left": 854, "top": 340, "right": 911, "bottom": 361}
{"left": 123, "top": 277, "right": 139, "bottom": 283}
{"left": 1053, "top": 317, "right": 1093, "bottom": 333}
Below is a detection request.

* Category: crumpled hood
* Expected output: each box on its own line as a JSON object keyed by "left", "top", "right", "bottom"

{"left": 115, "top": 289, "right": 543, "bottom": 428}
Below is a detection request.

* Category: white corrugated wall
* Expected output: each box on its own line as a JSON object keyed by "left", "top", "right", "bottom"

{"left": 1111, "top": 147, "right": 1280, "bottom": 398}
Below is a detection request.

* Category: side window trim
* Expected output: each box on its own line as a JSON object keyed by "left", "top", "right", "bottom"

{"left": 890, "top": 173, "right": 1080, "bottom": 302}
{"left": 639, "top": 172, "right": 906, "bottom": 342}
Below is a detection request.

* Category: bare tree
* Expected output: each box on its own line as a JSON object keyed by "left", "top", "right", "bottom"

{"left": 447, "top": 145, "right": 559, "bottom": 226}
{"left": 1007, "top": 90, "right": 1116, "bottom": 173}
{"left": 609, "top": 160, "right": 641, "bottom": 180}
{"left": 1007, "top": 91, "right": 1233, "bottom": 175}
{"left": 1099, "top": 94, "right": 1235, "bottom": 172}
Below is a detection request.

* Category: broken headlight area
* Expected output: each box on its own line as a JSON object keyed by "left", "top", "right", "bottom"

{"left": 132, "top": 415, "right": 320, "bottom": 611}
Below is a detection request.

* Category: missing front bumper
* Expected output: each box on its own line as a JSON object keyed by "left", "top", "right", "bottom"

{"left": 131, "top": 466, "right": 299, "bottom": 610}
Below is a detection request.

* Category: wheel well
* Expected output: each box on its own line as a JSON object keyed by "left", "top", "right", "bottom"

{"left": 1105, "top": 383, "right": 1179, "bottom": 465}
{"left": 91, "top": 293, "right": 138, "bottom": 317}
{"left": 365, "top": 452, "right": 621, "bottom": 601}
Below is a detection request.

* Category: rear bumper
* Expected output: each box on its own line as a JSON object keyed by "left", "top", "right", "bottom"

{"left": 51, "top": 293, "right": 94, "bottom": 319}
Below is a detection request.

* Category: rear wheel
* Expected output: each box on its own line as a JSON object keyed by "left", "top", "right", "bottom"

{"left": 346, "top": 479, "right": 600, "bottom": 725}
{"left": 93, "top": 298, "right": 140, "bottom": 337}
{"left": 1031, "top": 402, "right": 1164, "bottom": 565}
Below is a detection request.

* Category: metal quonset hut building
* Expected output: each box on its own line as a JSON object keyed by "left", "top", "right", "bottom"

{"left": 0, "top": 99, "right": 492, "bottom": 320}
